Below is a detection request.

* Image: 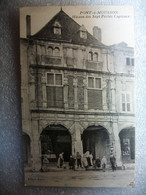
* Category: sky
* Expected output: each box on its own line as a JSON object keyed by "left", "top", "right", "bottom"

{"left": 20, "top": 6, "right": 134, "bottom": 47}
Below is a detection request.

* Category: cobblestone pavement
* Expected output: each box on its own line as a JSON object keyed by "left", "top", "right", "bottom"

{"left": 24, "top": 167, "right": 135, "bottom": 188}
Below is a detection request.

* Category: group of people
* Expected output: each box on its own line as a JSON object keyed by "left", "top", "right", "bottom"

{"left": 58, "top": 151, "right": 117, "bottom": 172}
{"left": 41, "top": 151, "right": 117, "bottom": 172}
{"left": 94, "top": 154, "right": 117, "bottom": 172}
{"left": 68, "top": 151, "right": 93, "bottom": 170}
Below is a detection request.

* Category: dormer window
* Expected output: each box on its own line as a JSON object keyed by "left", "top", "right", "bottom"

{"left": 79, "top": 25, "right": 87, "bottom": 39}
{"left": 53, "top": 21, "right": 62, "bottom": 35}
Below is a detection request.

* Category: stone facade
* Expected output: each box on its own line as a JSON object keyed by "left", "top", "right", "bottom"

{"left": 21, "top": 10, "right": 135, "bottom": 171}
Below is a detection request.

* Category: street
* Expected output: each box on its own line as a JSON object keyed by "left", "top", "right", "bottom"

{"left": 24, "top": 167, "right": 135, "bottom": 188}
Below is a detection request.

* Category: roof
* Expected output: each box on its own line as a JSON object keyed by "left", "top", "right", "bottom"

{"left": 31, "top": 9, "right": 105, "bottom": 47}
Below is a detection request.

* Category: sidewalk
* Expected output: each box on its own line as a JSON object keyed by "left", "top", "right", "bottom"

{"left": 24, "top": 162, "right": 135, "bottom": 173}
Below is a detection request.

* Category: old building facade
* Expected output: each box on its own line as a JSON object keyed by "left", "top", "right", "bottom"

{"left": 21, "top": 10, "right": 135, "bottom": 170}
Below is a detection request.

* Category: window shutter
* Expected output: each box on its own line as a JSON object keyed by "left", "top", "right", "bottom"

{"left": 88, "top": 89, "right": 102, "bottom": 109}
{"left": 55, "top": 87, "right": 63, "bottom": 108}
{"left": 47, "top": 86, "right": 55, "bottom": 107}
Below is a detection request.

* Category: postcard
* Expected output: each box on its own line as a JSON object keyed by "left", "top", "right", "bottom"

{"left": 20, "top": 5, "right": 135, "bottom": 187}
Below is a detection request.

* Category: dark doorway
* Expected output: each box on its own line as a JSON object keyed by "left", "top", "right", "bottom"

{"left": 119, "top": 127, "right": 135, "bottom": 163}
{"left": 23, "top": 133, "right": 31, "bottom": 166}
{"left": 40, "top": 125, "right": 71, "bottom": 162}
{"left": 82, "top": 126, "right": 110, "bottom": 160}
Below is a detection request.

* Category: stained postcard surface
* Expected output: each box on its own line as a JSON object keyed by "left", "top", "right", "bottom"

{"left": 20, "top": 6, "right": 135, "bottom": 187}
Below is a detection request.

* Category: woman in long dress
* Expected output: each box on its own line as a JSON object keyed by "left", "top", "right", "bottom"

{"left": 57, "top": 152, "right": 64, "bottom": 168}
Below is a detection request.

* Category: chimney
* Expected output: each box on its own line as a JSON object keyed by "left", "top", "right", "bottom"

{"left": 93, "top": 26, "right": 101, "bottom": 42}
{"left": 26, "top": 15, "right": 31, "bottom": 38}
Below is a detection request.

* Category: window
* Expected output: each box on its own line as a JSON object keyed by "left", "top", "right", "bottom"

{"left": 126, "top": 58, "right": 134, "bottom": 66}
{"left": 46, "top": 73, "right": 63, "bottom": 108}
{"left": 47, "top": 73, "right": 62, "bottom": 86}
{"left": 80, "top": 31, "right": 87, "bottom": 39}
{"left": 94, "top": 52, "right": 98, "bottom": 61}
{"left": 53, "top": 21, "right": 62, "bottom": 35}
{"left": 89, "top": 51, "right": 99, "bottom": 61}
{"left": 47, "top": 73, "right": 54, "bottom": 85}
{"left": 131, "top": 58, "right": 134, "bottom": 66}
{"left": 56, "top": 74, "right": 62, "bottom": 85}
{"left": 121, "top": 93, "right": 131, "bottom": 112}
{"left": 89, "top": 52, "right": 93, "bottom": 61}
{"left": 88, "top": 77, "right": 101, "bottom": 89}
{"left": 79, "top": 25, "right": 87, "bottom": 39}
{"left": 54, "top": 27, "right": 61, "bottom": 35}
{"left": 95, "top": 78, "right": 101, "bottom": 88}
{"left": 48, "top": 47, "right": 53, "bottom": 56}
{"left": 88, "top": 77, "right": 94, "bottom": 88}
{"left": 87, "top": 77, "right": 102, "bottom": 109}
{"left": 54, "top": 47, "right": 60, "bottom": 56}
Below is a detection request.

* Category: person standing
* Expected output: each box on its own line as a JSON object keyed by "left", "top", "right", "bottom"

{"left": 82, "top": 153, "right": 88, "bottom": 171}
{"left": 101, "top": 156, "right": 107, "bottom": 172}
{"left": 42, "top": 155, "right": 49, "bottom": 172}
{"left": 110, "top": 154, "right": 116, "bottom": 171}
{"left": 57, "top": 152, "right": 64, "bottom": 168}
{"left": 89, "top": 152, "right": 93, "bottom": 166}
{"left": 69, "top": 154, "right": 76, "bottom": 170}
{"left": 76, "top": 152, "right": 82, "bottom": 168}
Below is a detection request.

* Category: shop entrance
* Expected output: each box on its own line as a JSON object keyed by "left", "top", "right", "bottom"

{"left": 81, "top": 126, "right": 110, "bottom": 160}
{"left": 40, "top": 125, "right": 71, "bottom": 162}
{"left": 119, "top": 127, "right": 135, "bottom": 163}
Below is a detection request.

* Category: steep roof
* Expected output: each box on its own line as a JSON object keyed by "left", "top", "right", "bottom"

{"left": 32, "top": 9, "right": 105, "bottom": 47}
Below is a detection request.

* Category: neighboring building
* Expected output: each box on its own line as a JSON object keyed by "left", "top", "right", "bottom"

{"left": 21, "top": 9, "right": 135, "bottom": 170}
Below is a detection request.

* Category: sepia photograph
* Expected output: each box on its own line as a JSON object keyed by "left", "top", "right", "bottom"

{"left": 20, "top": 5, "right": 135, "bottom": 188}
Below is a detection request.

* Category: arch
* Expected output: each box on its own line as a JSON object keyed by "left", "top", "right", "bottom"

{"left": 119, "top": 124, "right": 135, "bottom": 134}
{"left": 48, "top": 46, "right": 53, "bottom": 56}
{"left": 23, "top": 132, "right": 31, "bottom": 166}
{"left": 39, "top": 121, "right": 73, "bottom": 135}
{"left": 119, "top": 127, "right": 135, "bottom": 163}
{"left": 80, "top": 122, "right": 111, "bottom": 135}
{"left": 88, "top": 51, "right": 93, "bottom": 61}
{"left": 54, "top": 47, "right": 60, "bottom": 56}
{"left": 40, "top": 124, "right": 71, "bottom": 162}
{"left": 81, "top": 125, "right": 110, "bottom": 160}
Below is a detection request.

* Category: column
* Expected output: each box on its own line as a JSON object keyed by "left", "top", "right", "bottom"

{"left": 70, "top": 122, "right": 83, "bottom": 156}
{"left": 83, "top": 74, "right": 88, "bottom": 110}
{"left": 111, "top": 79, "right": 116, "bottom": 111}
{"left": 42, "top": 74, "right": 47, "bottom": 108}
{"left": 112, "top": 122, "right": 122, "bottom": 167}
{"left": 73, "top": 77, "right": 78, "bottom": 110}
{"left": 63, "top": 76, "right": 69, "bottom": 109}
{"left": 31, "top": 120, "right": 42, "bottom": 171}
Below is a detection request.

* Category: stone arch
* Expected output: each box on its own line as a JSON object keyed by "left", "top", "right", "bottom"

{"left": 81, "top": 124, "right": 110, "bottom": 160}
{"left": 119, "top": 124, "right": 135, "bottom": 134}
{"left": 39, "top": 120, "right": 73, "bottom": 135}
{"left": 80, "top": 121, "right": 111, "bottom": 135}
{"left": 40, "top": 124, "right": 72, "bottom": 162}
